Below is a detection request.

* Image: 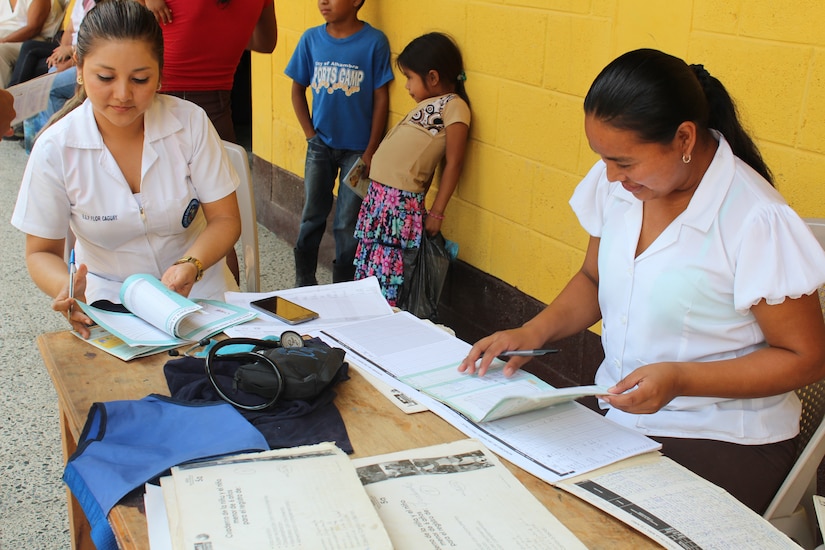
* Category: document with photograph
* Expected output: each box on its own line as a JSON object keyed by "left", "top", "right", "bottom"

{"left": 352, "top": 439, "right": 587, "bottom": 550}
{"left": 342, "top": 156, "right": 371, "bottom": 198}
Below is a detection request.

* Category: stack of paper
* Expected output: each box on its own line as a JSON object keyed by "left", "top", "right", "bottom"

{"left": 148, "top": 440, "right": 587, "bottom": 550}
{"left": 158, "top": 443, "right": 392, "bottom": 550}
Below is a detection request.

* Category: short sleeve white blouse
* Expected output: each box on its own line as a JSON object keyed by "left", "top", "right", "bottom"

{"left": 11, "top": 95, "right": 239, "bottom": 304}
{"left": 569, "top": 132, "right": 825, "bottom": 444}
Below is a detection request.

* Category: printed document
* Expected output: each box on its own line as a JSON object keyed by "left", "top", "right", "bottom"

{"left": 161, "top": 443, "right": 393, "bottom": 550}
{"left": 76, "top": 274, "right": 255, "bottom": 356}
{"left": 352, "top": 439, "right": 587, "bottom": 550}
{"left": 223, "top": 276, "right": 394, "bottom": 337}
{"left": 557, "top": 454, "right": 800, "bottom": 549}
{"left": 6, "top": 72, "right": 58, "bottom": 127}
{"left": 321, "top": 311, "right": 661, "bottom": 483}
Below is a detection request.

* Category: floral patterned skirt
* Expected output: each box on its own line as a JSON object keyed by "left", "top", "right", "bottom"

{"left": 354, "top": 181, "right": 424, "bottom": 306}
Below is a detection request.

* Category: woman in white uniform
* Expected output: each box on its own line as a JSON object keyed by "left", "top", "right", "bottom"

{"left": 11, "top": 0, "right": 241, "bottom": 338}
{"left": 460, "top": 48, "right": 825, "bottom": 513}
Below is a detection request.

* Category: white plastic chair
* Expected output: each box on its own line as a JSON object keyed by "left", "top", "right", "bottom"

{"left": 763, "top": 218, "right": 825, "bottom": 549}
{"left": 222, "top": 140, "right": 260, "bottom": 292}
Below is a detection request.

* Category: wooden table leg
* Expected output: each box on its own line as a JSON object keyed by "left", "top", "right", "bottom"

{"left": 60, "top": 408, "right": 94, "bottom": 550}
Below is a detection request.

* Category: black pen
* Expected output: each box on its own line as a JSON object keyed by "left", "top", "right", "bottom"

{"left": 496, "top": 349, "right": 559, "bottom": 360}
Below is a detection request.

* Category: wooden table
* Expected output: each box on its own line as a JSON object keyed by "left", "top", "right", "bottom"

{"left": 37, "top": 330, "right": 659, "bottom": 550}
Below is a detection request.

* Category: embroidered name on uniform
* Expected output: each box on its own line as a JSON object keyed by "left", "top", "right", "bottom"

{"left": 82, "top": 214, "right": 118, "bottom": 221}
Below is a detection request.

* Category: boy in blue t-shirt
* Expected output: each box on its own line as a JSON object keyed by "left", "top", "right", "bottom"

{"left": 285, "top": 0, "right": 393, "bottom": 286}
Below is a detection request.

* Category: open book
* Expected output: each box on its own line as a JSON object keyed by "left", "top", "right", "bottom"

{"left": 75, "top": 274, "right": 256, "bottom": 359}
{"left": 322, "top": 311, "right": 606, "bottom": 423}
{"left": 320, "top": 312, "right": 659, "bottom": 485}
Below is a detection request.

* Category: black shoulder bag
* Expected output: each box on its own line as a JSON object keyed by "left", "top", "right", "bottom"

{"left": 204, "top": 338, "right": 346, "bottom": 411}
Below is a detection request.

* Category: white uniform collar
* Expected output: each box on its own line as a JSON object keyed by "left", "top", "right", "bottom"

{"left": 610, "top": 130, "right": 734, "bottom": 236}
{"left": 62, "top": 95, "right": 184, "bottom": 149}
{"left": 677, "top": 130, "right": 734, "bottom": 233}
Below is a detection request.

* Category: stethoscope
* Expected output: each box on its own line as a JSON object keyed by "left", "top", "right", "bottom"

{"left": 168, "top": 331, "right": 307, "bottom": 411}
{"left": 167, "top": 330, "right": 305, "bottom": 358}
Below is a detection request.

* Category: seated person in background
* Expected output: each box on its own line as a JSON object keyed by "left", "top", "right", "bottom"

{"left": 11, "top": 0, "right": 241, "bottom": 338}
{"left": 0, "top": 0, "right": 65, "bottom": 88}
{"left": 12, "top": 0, "right": 98, "bottom": 149}
{"left": 6, "top": 32, "right": 59, "bottom": 88}
{"left": 140, "top": 0, "right": 277, "bottom": 143}
{"left": 460, "top": 48, "right": 825, "bottom": 514}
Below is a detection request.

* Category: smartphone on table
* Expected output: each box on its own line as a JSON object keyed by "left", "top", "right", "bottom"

{"left": 249, "top": 296, "right": 319, "bottom": 325}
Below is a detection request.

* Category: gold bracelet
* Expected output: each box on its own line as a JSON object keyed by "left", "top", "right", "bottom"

{"left": 173, "top": 256, "right": 204, "bottom": 282}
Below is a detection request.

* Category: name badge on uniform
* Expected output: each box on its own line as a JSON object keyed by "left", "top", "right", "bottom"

{"left": 181, "top": 199, "right": 200, "bottom": 228}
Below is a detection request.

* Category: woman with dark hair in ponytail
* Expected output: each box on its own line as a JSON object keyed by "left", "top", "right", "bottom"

{"left": 461, "top": 48, "right": 825, "bottom": 513}
{"left": 12, "top": 0, "right": 242, "bottom": 339}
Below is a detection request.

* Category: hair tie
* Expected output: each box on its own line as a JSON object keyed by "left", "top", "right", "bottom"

{"left": 457, "top": 71, "right": 467, "bottom": 82}
{"left": 690, "top": 63, "right": 711, "bottom": 84}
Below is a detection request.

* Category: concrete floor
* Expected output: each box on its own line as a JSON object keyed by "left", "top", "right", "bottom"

{"left": 0, "top": 138, "right": 328, "bottom": 548}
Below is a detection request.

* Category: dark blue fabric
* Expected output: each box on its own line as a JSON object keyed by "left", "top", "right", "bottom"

{"left": 163, "top": 354, "right": 353, "bottom": 453}
{"left": 63, "top": 395, "right": 268, "bottom": 550}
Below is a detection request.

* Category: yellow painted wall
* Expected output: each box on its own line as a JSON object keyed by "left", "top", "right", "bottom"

{"left": 252, "top": 0, "right": 825, "bottom": 306}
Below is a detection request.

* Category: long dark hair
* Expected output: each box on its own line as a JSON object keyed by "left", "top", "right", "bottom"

{"left": 584, "top": 48, "right": 772, "bottom": 184}
{"left": 45, "top": 0, "right": 163, "bottom": 129}
{"left": 397, "top": 32, "right": 470, "bottom": 107}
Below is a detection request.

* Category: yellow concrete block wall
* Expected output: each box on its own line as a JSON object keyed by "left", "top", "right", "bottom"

{"left": 252, "top": 0, "right": 825, "bottom": 306}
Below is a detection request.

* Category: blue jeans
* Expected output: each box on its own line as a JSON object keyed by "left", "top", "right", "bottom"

{"left": 24, "top": 67, "right": 77, "bottom": 153}
{"left": 295, "top": 136, "right": 363, "bottom": 266}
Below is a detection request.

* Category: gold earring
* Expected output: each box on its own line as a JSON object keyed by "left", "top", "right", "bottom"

{"left": 682, "top": 153, "right": 692, "bottom": 164}
{"left": 76, "top": 76, "right": 83, "bottom": 85}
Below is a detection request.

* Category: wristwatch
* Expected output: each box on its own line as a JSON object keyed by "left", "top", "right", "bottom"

{"left": 173, "top": 256, "right": 204, "bottom": 282}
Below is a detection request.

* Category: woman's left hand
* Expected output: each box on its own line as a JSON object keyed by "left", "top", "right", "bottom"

{"left": 600, "top": 362, "right": 684, "bottom": 414}
{"left": 161, "top": 262, "right": 196, "bottom": 297}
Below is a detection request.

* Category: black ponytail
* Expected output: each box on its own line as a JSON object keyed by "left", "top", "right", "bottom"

{"left": 689, "top": 64, "right": 772, "bottom": 184}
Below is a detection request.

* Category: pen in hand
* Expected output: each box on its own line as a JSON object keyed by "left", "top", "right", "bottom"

{"left": 67, "top": 249, "right": 76, "bottom": 320}
{"left": 496, "top": 349, "right": 559, "bottom": 361}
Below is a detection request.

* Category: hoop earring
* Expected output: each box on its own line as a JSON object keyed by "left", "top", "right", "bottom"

{"left": 682, "top": 153, "right": 692, "bottom": 164}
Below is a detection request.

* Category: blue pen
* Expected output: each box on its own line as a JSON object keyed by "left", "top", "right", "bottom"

{"left": 67, "top": 249, "right": 76, "bottom": 319}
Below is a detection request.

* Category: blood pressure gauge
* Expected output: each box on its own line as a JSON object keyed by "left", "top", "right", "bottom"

{"left": 279, "top": 330, "right": 305, "bottom": 348}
